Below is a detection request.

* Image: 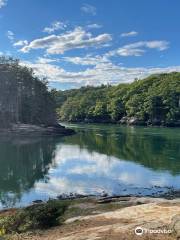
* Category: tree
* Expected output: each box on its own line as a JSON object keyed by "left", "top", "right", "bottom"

{"left": 54, "top": 72, "right": 180, "bottom": 126}
{"left": 0, "top": 57, "right": 57, "bottom": 128}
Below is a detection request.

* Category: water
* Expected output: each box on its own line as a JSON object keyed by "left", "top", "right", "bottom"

{"left": 0, "top": 124, "right": 179, "bottom": 208}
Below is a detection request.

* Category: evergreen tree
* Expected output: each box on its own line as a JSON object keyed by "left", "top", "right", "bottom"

{"left": 0, "top": 57, "right": 57, "bottom": 128}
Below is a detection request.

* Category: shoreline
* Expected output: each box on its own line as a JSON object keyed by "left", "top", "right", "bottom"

{"left": 0, "top": 194, "right": 179, "bottom": 240}
{"left": 1, "top": 188, "right": 179, "bottom": 211}
{"left": 62, "top": 120, "right": 180, "bottom": 128}
{"left": 0, "top": 123, "right": 75, "bottom": 136}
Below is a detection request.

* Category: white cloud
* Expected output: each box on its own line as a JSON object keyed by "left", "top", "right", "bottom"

{"left": 21, "top": 56, "right": 180, "bottom": 88}
{"left": 43, "top": 21, "right": 67, "bottom": 34}
{"left": 81, "top": 3, "right": 96, "bottom": 15}
{"left": 13, "top": 40, "right": 28, "bottom": 47}
{"left": 87, "top": 23, "right": 102, "bottom": 29}
{"left": 121, "top": 31, "right": 138, "bottom": 37}
{"left": 108, "top": 40, "right": 169, "bottom": 57}
{"left": 63, "top": 55, "right": 109, "bottom": 65}
{"left": 116, "top": 48, "right": 145, "bottom": 57}
{"left": 6, "top": 30, "right": 14, "bottom": 41}
{"left": 20, "top": 27, "right": 112, "bottom": 54}
{"left": 0, "top": 0, "right": 7, "bottom": 8}
{"left": 36, "top": 57, "right": 58, "bottom": 64}
{"left": 144, "top": 41, "right": 169, "bottom": 50}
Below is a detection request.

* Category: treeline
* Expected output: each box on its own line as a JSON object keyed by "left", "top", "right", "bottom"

{"left": 0, "top": 57, "right": 56, "bottom": 128}
{"left": 55, "top": 72, "right": 180, "bottom": 126}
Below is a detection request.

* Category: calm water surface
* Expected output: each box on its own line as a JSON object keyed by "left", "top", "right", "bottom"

{"left": 0, "top": 124, "right": 180, "bottom": 208}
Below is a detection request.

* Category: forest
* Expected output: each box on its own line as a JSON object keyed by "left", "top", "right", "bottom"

{"left": 1, "top": 56, "right": 179, "bottom": 128}
{"left": 55, "top": 72, "right": 180, "bottom": 126}
{"left": 0, "top": 57, "right": 56, "bottom": 128}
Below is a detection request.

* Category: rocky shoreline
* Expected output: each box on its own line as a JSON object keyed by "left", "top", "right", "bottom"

{"left": 0, "top": 194, "right": 179, "bottom": 240}
{"left": 0, "top": 123, "right": 75, "bottom": 136}
{"left": 81, "top": 117, "right": 180, "bottom": 127}
{"left": 119, "top": 117, "right": 180, "bottom": 127}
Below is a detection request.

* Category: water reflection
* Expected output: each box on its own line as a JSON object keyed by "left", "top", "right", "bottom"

{"left": 0, "top": 136, "right": 56, "bottom": 208}
{"left": 35, "top": 144, "right": 180, "bottom": 198}
{"left": 63, "top": 124, "right": 180, "bottom": 175}
{"left": 0, "top": 124, "right": 179, "bottom": 208}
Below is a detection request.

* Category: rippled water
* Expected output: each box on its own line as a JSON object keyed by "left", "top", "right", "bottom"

{"left": 0, "top": 124, "right": 179, "bottom": 208}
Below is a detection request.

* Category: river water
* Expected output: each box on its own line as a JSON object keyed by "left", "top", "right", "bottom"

{"left": 0, "top": 124, "right": 179, "bottom": 208}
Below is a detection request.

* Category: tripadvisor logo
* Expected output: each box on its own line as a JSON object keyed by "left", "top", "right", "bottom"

{"left": 135, "top": 226, "right": 172, "bottom": 236}
{"left": 135, "top": 227, "right": 144, "bottom": 235}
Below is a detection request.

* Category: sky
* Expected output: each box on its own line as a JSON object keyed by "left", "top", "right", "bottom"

{"left": 0, "top": 0, "right": 180, "bottom": 90}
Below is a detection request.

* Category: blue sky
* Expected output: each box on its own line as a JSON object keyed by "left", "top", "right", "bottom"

{"left": 0, "top": 0, "right": 180, "bottom": 89}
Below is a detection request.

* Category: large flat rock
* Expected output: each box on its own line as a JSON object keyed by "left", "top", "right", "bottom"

{"left": 12, "top": 198, "right": 179, "bottom": 240}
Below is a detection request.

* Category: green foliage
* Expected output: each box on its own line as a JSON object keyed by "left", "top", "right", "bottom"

{"left": 0, "top": 56, "right": 57, "bottom": 128}
{"left": 0, "top": 200, "right": 68, "bottom": 233}
{"left": 57, "top": 85, "right": 110, "bottom": 122}
{"left": 55, "top": 73, "right": 180, "bottom": 126}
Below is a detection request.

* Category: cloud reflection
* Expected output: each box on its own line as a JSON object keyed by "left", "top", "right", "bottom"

{"left": 34, "top": 144, "right": 180, "bottom": 197}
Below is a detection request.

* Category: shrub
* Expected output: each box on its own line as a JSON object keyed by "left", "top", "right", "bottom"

{"left": 0, "top": 200, "right": 68, "bottom": 233}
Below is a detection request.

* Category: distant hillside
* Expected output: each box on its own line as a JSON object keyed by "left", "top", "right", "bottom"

{"left": 0, "top": 57, "right": 56, "bottom": 128}
{"left": 55, "top": 72, "right": 180, "bottom": 126}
